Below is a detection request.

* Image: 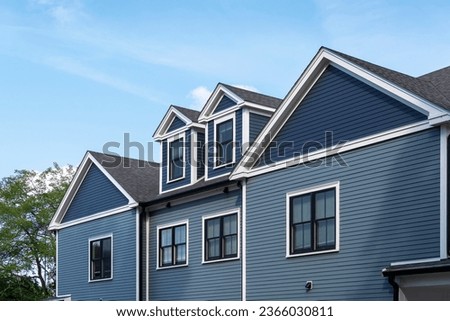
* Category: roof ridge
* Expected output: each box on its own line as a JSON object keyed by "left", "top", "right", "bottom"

{"left": 220, "top": 83, "right": 282, "bottom": 100}
{"left": 88, "top": 150, "right": 160, "bottom": 167}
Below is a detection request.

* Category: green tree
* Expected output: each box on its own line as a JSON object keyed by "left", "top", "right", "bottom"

{"left": 0, "top": 163, "right": 74, "bottom": 300}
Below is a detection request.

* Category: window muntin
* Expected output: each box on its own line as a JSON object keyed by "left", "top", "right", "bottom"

{"left": 159, "top": 224, "right": 187, "bottom": 267}
{"left": 169, "top": 138, "right": 184, "bottom": 181}
{"left": 90, "top": 237, "right": 112, "bottom": 281}
{"left": 205, "top": 213, "right": 237, "bottom": 261}
{"left": 290, "top": 188, "right": 336, "bottom": 254}
{"left": 216, "top": 119, "right": 233, "bottom": 167}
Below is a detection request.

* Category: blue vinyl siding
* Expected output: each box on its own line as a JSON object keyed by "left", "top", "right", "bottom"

{"left": 197, "top": 132, "right": 205, "bottom": 179}
{"left": 259, "top": 65, "right": 427, "bottom": 166}
{"left": 246, "top": 128, "right": 441, "bottom": 300}
{"left": 249, "top": 112, "right": 270, "bottom": 144}
{"left": 148, "top": 189, "right": 242, "bottom": 300}
{"left": 207, "top": 110, "right": 242, "bottom": 178}
{"left": 161, "top": 129, "right": 192, "bottom": 192}
{"left": 58, "top": 209, "right": 137, "bottom": 301}
{"left": 167, "top": 116, "right": 186, "bottom": 133}
{"left": 62, "top": 165, "right": 129, "bottom": 223}
{"left": 213, "top": 95, "right": 236, "bottom": 114}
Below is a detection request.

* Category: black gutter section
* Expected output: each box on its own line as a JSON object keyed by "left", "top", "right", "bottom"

{"left": 382, "top": 259, "right": 450, "bottom": 277}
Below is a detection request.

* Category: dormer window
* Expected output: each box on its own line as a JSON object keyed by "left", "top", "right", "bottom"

{"left": 214, "top": 115, "right": 235, "bottom": 167}
{"left": 168, "top": 135, "right": 185, "bottom": 182}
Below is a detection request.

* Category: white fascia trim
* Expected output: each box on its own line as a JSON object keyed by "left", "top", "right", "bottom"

{"left": 205, "top": 119, "right": 209, "bottom": 181}
{"left": 232, "top": 120, "right": 432, "bottom": 179}
{"left": 201, "top": 208, "right": 241, "bottom": 264}
{"left": 49, "top": 152, "right": 138, "bottom": 229}
{"left": 231, "top": 47, "right": 450, "bottom": 179}
{"left": 325, "top": 51, "right": 450, "bottom": 118}
{"left": 244, "top": 102, "right": 277, "bottom": 114}
{"left": 241, "top": 179, "right": 247, "bottom": 301}
{"left": 198, "top": 85, "right": 244, "bottom": 122}
{"left": 49, "top": 153, "right": 92, "bottom": 228}
{"left": 191, "top": 130, "right": 198, "bottom": 184}
{"left": 242, "top": 108, "right": 250, "bottom": 153}
{"left": 441, "top": 125, "right": 449, "bottom": 258}
{"left": 88, "top": 233, "right": 113, "bottom": 283}
{"left": 389, "top": 257, "right": 441, "bottom": 267}
{"left": 286, "top": 181, "right": 340, "bottom": 258}
{"left": 50, "top": 205, "right": 137, "bottom": 230}
{"left": 156, "top": 123, "right": 205, "bottom": 142}
{"left": 89, "top": 154, "right": 137, "bottom": 205}
{"left": 166, "top": 132, "right": 186, "bottom": 184}
{"left": 146, "top": 211, "right": 150, "bottom": 301}
{"left": 153, "top": 106, "right": 192, "bottom": 140}
{"left": 55, "top": 230, "right": 59, "bottom": 297}
{"left": 156, "top": 219, "right": 189, "bottom": 270}
{"left": 159, "top": 180, "right": 196, "bottom": 194}
{"left": 213, "top": 113, "right": 236, "bottom": 169}
{"left": 247, "top": 108, "right": 275, "bottom": 118}
{"left": 135, "top": 208, "right": 140, "bottom": 301}
{"left": 205, "top": 171, "right": 232, "bottom": 181}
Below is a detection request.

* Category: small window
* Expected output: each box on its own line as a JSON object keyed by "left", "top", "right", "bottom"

{"left": 158, "top": 223, "right": 187, "bottom": 267}
{"left": 289, "top": 186, "right": 337, "bottom": 255}
{"left": 90, "top": 237, "right": 112, "bottom": 281}
{"left": 169, "top": 138, "right": 184, "bottom": 181}
{"left": 216, "top": 119, "right": 233, "bottom": 166}
{"left": 205, "top": 213, "right": 238, "bottom": 261}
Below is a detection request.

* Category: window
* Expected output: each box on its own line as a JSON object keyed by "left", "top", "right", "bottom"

{"left": 158, "top": 223, "right": 187, "bottom": 268}
{"left": 204, "top": 213, "right": 238, "bottom": 262}
{"left": 90, "top": 236, "right": 112, "bottom": 281}
{"left": 216, "top": 119, "right": 234, "bottom": 167}
{"left": 288, "top": 183, "right": 339, "bottom": 256}
{"left": 168, "top": 137, "right": 184, "bottom": 181}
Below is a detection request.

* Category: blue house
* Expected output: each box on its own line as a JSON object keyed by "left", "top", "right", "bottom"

{"left": 50, "top": 47, "right": 450, "bottom": 301}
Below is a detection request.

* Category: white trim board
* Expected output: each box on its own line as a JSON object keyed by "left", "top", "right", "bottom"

{"left": 231, "top": 120, "right": 433, "bottom": 179}
{"left": 230, "top": 47, "right": 450, "bottom": 180}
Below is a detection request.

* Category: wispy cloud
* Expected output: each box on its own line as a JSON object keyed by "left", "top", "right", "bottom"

{"left": 30, "top": 0, "right": 85, "bottom": 24}
{"left": 188, "top": 86, "right": 211, "bottom": 109}
{"left": 46, "top": 56, "right": 162, "bottom": 103}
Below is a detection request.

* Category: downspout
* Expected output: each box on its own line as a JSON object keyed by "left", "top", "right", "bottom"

{"left": 241, "top": 179, "right": 247, "bottom": 301}
{"left": 387, "top": 275, "right": 399, "bottom": 301}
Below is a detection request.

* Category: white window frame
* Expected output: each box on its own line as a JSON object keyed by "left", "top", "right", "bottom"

{"left": 88, "top": 233, "right": 113, "bottom": 283}
{"left": 202, "top": 208, "right": 241, "bottom": 264}
{"left": 156, "top": 220, "right": 189, "bottom": 270}
{"left": 286, "top": 181, "right": 340, "bottom": 258}
{"left": 166, "top": 132, "right": 186, "bottom": 183}
{"left": 213, "top": 113, "right": 236, "bottom": 169}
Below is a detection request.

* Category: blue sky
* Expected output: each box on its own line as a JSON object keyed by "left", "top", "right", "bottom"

{"left": 1, "top": 0, "right": 450, "bottom": 178}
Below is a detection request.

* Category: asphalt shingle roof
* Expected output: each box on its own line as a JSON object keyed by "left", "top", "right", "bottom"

{"left": 325, "top": 47, "right": 450, "bottom": 110}
{"left": 172, "top": 105, "right": 201, "bottom": 122}
{"left": 89, "top": 151, "right": 160, "bottom": 203}
{"left": 221, "top": 83, "right": 282, "bottom": 109}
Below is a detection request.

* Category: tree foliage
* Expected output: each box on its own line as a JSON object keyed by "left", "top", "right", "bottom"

{"left": 0, "top": 163, "right": 74, "bottom": 300}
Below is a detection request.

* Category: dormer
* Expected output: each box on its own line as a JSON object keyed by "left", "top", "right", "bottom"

{"left": 153, "top": 105, "right": 205, "bottom": 193}
{"left": 198, "top": 84, "right": 282, "bottom": 180}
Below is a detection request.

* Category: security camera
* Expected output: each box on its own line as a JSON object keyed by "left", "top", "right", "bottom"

{"left": 305, "top": 281, "right": 313, "bottom": 290}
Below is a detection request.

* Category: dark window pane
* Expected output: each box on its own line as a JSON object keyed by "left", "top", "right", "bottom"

{"left": 216, "top": 120, "right": 233, "bottom": 165}
{"left": 292, "top": 195, "right": 311, "bottom": 223}
{"left": 223, "top": 214, "right": 237, "bottom": 235}
{"left": 207, "top": 218, "right": 221, "bottom": 238}
{"left": 176, "top": 244, "right": 186, "bottom": 263}
{"left": 91, "top": 241, "right": 101, "bottom": 259}
{"left": 208, "top": 238, "right": 220, "bottom": 258}
{"left": 161, "top": 229, "right": 172, "bottom": 247}
{"left": 174, "top": 225, "right": 186, "bottom": 245}
{"left": 102, "top": 238, "right": 111, "bottom": 258}
{"left": 169, "top": 138, "right": 184, "bottom": 180}
{"left": 224, "top": 235, "right": 237, "bottom": 256}
{"left": 325, "top": 190, "right": 335, "bottom": 218}
{"left": 162, "top": 247, "right": 172, "bottom": 265}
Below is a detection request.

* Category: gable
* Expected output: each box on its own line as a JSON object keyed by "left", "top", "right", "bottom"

{"left": 213, "top": 95, "right": 237, "bottom": 114}
{"left": 258, "top": 65, "right": 428, "bottom": 166}
{"left": 167, "top": 116, "right": 186, "bottom": 133}
{"left": 62, "top": 164, "right": 129, "bottom": 223}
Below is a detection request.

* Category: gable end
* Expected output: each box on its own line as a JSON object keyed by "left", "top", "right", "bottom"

{"left": 62, "top": 164, "right": 130, "bottom": 223}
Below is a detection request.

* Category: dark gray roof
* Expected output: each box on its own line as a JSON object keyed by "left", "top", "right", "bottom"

{"left": 172, "top": 105, "right": 201, "bottom": 122}
{"left": 221, "top": 83, "right": 282, "bottom": 109}
{"left": 89, "top": 151, "right": 160, "bottom": 203}
{"left": 325, "top": 47, "right": 450, "bottom": 110}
